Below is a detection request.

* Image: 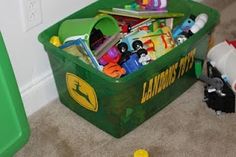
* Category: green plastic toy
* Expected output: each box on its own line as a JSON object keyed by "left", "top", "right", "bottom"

{"left": 0, "top": 32, "right": 30, "bottom": 157}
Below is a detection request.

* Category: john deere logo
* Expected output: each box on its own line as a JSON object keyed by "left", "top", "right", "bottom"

{"left": 66, "top": 73, "right": 98, "bottom": 112}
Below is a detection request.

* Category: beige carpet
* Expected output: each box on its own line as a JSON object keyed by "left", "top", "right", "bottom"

{"left": 16, "top": 1, "right": 236, "bottom": 157}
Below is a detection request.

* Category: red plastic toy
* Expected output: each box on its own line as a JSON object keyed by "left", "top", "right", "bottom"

{"left": 226, "top": 40, "right": 236, "bottom": 48}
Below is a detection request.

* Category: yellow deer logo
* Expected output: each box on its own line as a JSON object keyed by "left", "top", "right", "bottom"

{"left": 66, "top": 73, "right": 98, "bottom": 112}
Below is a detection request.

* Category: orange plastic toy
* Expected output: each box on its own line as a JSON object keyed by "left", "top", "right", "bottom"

{"left": 103, "top": 63, "right": 126, "bottom": 78}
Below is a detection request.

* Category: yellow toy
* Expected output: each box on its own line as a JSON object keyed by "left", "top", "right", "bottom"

{"left": 141, "top": 26, "right": 175, "bottom": 60}
{"left": 49, "top": 36, "right": 62, "bottom": 47}
{"left": 134, "top": 149, "right": 149, "bottom": 157}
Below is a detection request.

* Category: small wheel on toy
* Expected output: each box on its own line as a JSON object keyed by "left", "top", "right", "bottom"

{"left": 132, "top": 40, "right": 143, "bottom": 50}
{"left": 117, "top": 42, "right": 128, "bottom": 53}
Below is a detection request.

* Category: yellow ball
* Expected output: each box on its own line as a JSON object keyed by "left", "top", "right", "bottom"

{"left": 134, "top": 149, "right": 149, "bottom": 157}
{"left": 49, "top": 36, "right": 62, "bottom": 47}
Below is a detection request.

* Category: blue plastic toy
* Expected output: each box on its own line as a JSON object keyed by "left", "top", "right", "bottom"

{"left": 120, "top": 53, "right": 142, "bottom": 74}
{"left": 172, "top": 15, "right": 195, "bottom": 39}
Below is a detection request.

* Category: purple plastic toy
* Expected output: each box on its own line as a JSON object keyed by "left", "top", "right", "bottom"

{"left": 136, "top": 0, "right": 167, "bottom": 11}
{"left": 98, "top": 46, "right": 121, "bottom": 65}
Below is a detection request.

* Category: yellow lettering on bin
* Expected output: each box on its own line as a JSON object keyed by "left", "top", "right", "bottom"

{"left": 141, "top": 82, "right": 147, "bottom": 104}
{"left": 140, "top": 49, "right": 196, "bottom": 104}
{"left": 171, "top": 63, "right": 178, "bottom": 84}
{"left": 164, "top": 69, "right": 170, "bottom": 89}
{"left": 66, "top": 73, "right": 98, "bottom": 112}
{"left": 152, "top": 75, "right": 160, "bottom": 97}
{"left": 188, "top": 49, "right": 196, "bottom": 71}
{"left": 147, "top": 79, "right": 154, "bottom": 100}
{"left": 181, "top": 56, "right": 187, "bottom": 77}
{"left": 158, "top": 71, "right": 165, "bottom": 94}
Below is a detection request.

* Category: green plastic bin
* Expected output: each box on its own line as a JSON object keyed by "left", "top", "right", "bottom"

{"left": 0, "top": 32, "right": 30, "bottom": 156}
{"left": 38, "top": 0, "right": 219, "bottom": 138}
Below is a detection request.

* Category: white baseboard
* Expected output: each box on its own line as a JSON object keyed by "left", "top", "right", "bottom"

{"left": 20, "top": 71, "right": 59, "bottom": 116}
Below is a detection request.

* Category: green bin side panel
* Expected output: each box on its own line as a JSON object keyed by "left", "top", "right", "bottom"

{"left": 39, "top": 0, "right": 220, "bottom": 138}
{"left": 0, "top": 32, "right": 30, "bottom": 156}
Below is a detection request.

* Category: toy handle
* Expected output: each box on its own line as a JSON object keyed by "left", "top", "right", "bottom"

{"left": 199, "top": 75, "right": 224, "bottom": 91}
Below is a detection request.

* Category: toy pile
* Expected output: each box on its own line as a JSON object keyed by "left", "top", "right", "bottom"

{"left": 197, "top": 40, "right": 236, "bottom": 114}
{"left": 49, "top": 0, "right": 208, "bottom": 78}
{"left": 206, "top": 40, "right": 236, "bottom": 93}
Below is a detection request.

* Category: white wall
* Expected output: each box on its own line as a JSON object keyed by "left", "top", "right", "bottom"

{"left": 0, "top": 0, "right": 96, "bottom": 116}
